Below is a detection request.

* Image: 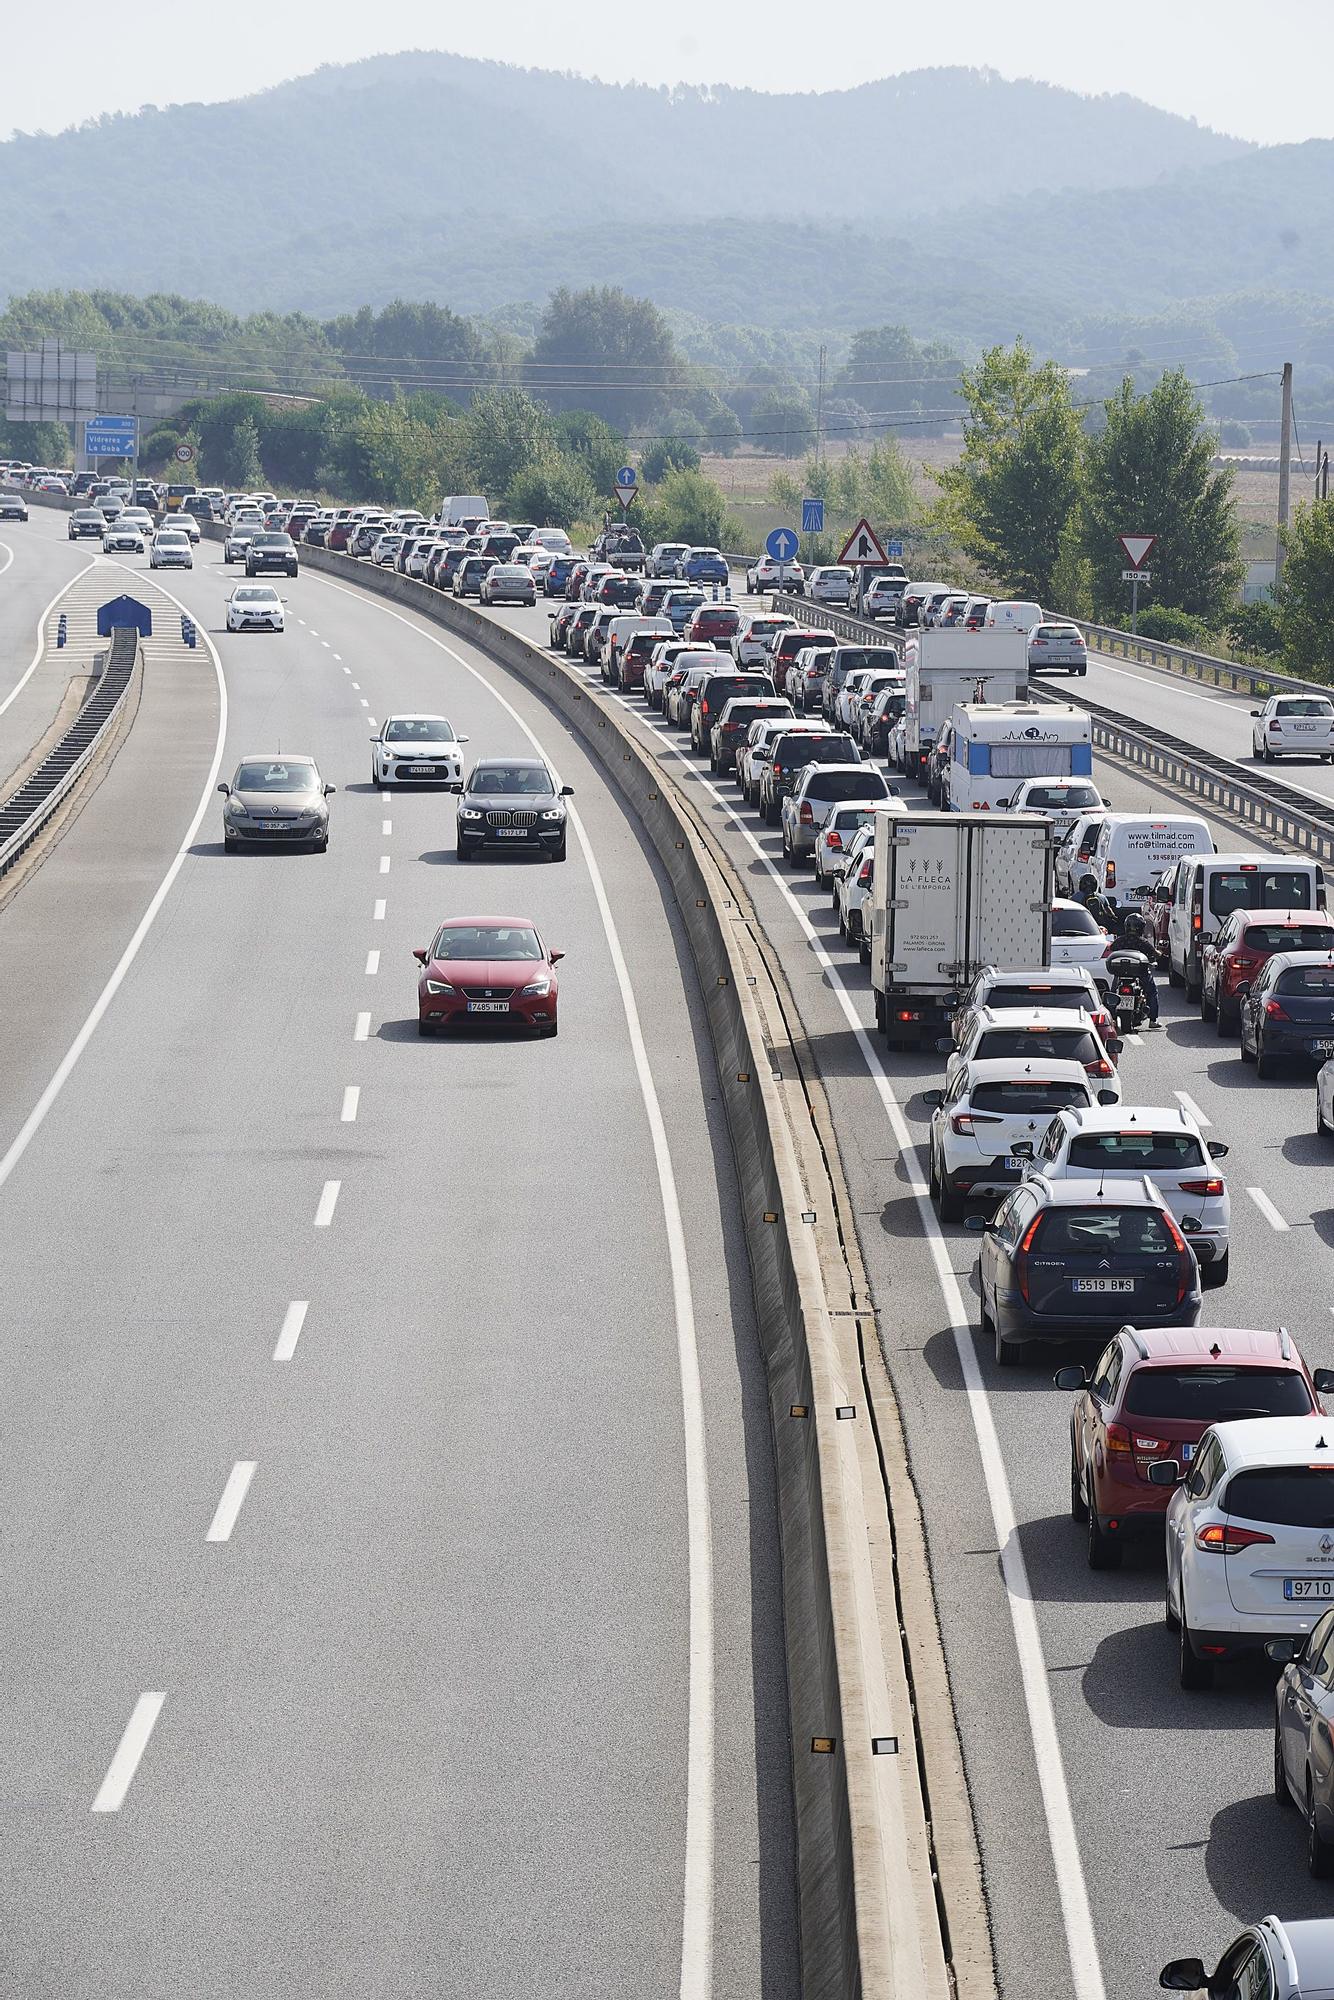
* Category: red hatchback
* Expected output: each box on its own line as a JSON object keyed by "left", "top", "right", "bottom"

{"left": 685, "top": 604, "right": 742, "bottom": 646}
{"left": 415, "top": 916, "right": 562, "bottom": 1038}
{"left": 1057, "top": 1325, "right": 1334, "bottom": 1569}
{"left": 1201, "top": 908, "right": 1334, "bottom": 1032}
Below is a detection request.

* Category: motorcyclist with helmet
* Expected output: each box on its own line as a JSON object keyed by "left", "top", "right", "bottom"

{"left": 1104, "top": 908, "right": 1161, "bottom": 1027}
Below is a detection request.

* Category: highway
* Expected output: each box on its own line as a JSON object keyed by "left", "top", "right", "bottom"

{"left": 466, "top": 580, "right": 1334, "bottom": 1999}
{"left": 0, "top": 518, "right": 798, "bottom": 1999}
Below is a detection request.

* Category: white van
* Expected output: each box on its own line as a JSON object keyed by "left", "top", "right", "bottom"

{"left": 1162, "top": 851, "right": 1326, "bottom": 996}
{"left": 440, "top": 494, "right": 489, "bottom": 528}
{"left": 1089, "top": 813, "right": 1213, "bottom": 909}
{"left": 985, "top": 600, "right": 1044, "bottom": 636}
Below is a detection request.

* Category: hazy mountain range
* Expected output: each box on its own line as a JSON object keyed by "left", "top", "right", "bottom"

{"left": 0, "top": 54, "right": 1325, "bottom": 345}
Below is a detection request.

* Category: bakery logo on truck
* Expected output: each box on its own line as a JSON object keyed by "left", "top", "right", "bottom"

{"left": 901, "top": 853, "right": 955, "bottom": 892}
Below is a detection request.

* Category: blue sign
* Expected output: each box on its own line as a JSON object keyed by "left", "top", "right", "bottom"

{"left": 84, "top": 414, "right": 138, "bottom": 458}
{"left": 96, "top": 594, "right": 152, "bottom": 638}
{"left": 615, "top": 465, "right": 637, "bottom": 490}
{"left": 802, "top": 498, "right": 825, "bottom": 536}
{"left": 766, "top": 527, "right": 799, "bottom": 563}
{"left": 887, "top": 538, "right": 903, "bottom": 558}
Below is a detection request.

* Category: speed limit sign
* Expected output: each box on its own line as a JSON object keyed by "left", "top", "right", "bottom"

{"left": 174, "top": 443, "right": 195, "bottom": 464}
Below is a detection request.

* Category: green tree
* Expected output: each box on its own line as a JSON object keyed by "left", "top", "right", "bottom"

{"left": 195, "top": 392, "right": 268, "bottom": 485}
{"left": 506, "top": 451, "right": 596, "bottom": 529}
{"left": 550, "top": 409, "right": 625, "bottom": 493}
{"left": 531, "top": 286, "right": 683, "bottom": 428}
{"left": 641, "top": 469, "right": 742, "bottom": 550}
{"left": 641, "top": 434, "right": 701, "bottom": 481}
{"left": 229, "top": 414, "right": 263, "bottom": 489}
{"left": 1279, "top": 500, "right": 1334, "bottom": 678}
{"left": 462, "top": 388, "right": 556, "bottom": 500}
{"left": 748, "top": 387, "right": 813, "bottom": 456}
{"left": 935, "top": 342, "right": 1084, "bottom": 603}
{"left": 1082, "top": 370, "right": 1242, "bottom": 621}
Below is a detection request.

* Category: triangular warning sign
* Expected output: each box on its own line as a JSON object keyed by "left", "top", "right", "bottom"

{"left": 838, "top": 517, "right": 889, "bottom": 566}
{"left": 1118, "top": 533, "right": 1157, "bottom": 570}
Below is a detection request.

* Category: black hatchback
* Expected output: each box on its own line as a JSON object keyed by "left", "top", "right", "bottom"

{"left": 969, "top": 1175, "right": 1201, "bottom": 1366}
{"left": 456, "top": 758, "right": 574, "bottom": 864}
{"left": 1240, "top": 949, "right": 1334, "bottom": 1074}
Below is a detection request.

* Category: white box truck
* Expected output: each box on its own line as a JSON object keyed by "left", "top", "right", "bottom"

{"left": 901, "top": 628, "right": 1028, "bottom": 784}
{"left": 946, "top": 700, "right": 1093, "bottom": 812}
{"left": 869, "top": 811, "right": 1056, "bottom": 1048}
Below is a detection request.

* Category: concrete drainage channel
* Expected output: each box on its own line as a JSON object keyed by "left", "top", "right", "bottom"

{"left": 278, "top": 539, "right": 993, "bottom": 2000}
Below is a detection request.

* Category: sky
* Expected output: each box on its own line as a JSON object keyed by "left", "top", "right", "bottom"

{"left": 2, "top": 0, "right": 1330, "bottom": 147}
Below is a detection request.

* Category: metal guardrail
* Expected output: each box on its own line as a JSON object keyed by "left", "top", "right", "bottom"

{"left": 770, "top": 592, "right": 901, "bottom": 646}
{"left": 0, "top": 627, "right": 139, "bottom": 878}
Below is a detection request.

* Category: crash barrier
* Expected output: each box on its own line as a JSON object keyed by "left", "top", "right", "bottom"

{"left": 292, "top": 541, "right": 977, "bottom": 2000}
{"left": 0, "top": 626, "right": 140, "bottom": 880}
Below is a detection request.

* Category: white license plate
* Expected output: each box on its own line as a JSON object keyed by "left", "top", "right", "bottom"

{"left": 495, "top": 828, "right": 527, "bottom": 838}
{"left": 467, "top": 1000, "right": 509, "bottom": 1014}
{"left": 1071, "top": 1276, "right": 1134, "bottom": 1294}
{"left": 406, "top": 765, "right": 434, "bottom": 774}
{"left": 1004, "top": 1156, "right": 1026, "bottom": 1171}
{"left": 1285, "top": 1578, "right": 1334, "bottom": 1599}
{"left": 1292, "top": 723, "right": 1318, "bottom": 732}
{"left": 258, "top": 820, "right": 289, "bottom": 831}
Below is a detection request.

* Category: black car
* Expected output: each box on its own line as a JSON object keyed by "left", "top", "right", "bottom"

{"left": 710, "top": 697, "right": 792, "bottom": 774}
{"left": 431, "top": 545, "right": 470, "bottom": 591}
{"left": 0, "top": 491, "right": 28, "bottom": 521}
{"left": 968, "top": 1176, "right": 1201, "bottom": 1366}
{"left": 761, "top": 728, "right": 861, "bottom": 822}
{"left": 246, "top": 532, "right": 299, "bottom": 578}
{"left": 1240, "top": 949, "right": 1334, "bottom": 1076}
{"left": 68, "top": 508, "right": 105, "bottom": 539}
{"left": 691, "top": 672, "right": 775, "bottom": 752}
{"left": 456, "top": 757, "right": 573, "bottom": 863}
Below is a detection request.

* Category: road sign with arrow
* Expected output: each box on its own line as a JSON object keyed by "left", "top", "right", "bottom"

{"left": 838, "top": 518, "right": 889, "bottom": 566}
{"left": 766, "top": 527, "right": 799, "bottom": 562}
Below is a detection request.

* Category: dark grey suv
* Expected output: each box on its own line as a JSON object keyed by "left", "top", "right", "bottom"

{"left": 456, "top": 757, "right": 573, "bottom": 863}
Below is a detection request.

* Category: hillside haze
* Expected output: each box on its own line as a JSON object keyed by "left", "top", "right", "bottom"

{"left": 0, "top": 53, "right": 1251, "bottom": 321}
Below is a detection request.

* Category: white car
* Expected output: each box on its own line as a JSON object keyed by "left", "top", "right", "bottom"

{"left": 745, "top": 554, "right": 805, "bottom": 595}
{"left": 1163, "top": 1416, "right": 1334, "bottom": 1688}
{"left": 923, "top": 1058, "right": 1103, "bottom": 1221}
{"left": 732, "top": 613, "right": 795, "bottom": 668}
{"left": 171, "top": 512, "right": 202, "bottom": 544}
{"left": 1054, "top": 812, "right": 1110, "bottom": 898}
{"left": 950, "top": 965, "right": 1113, "bottom": 1051}
{"left": 863, "top": 575, "right": 907, "bottom": 621}
{"left": 223, "top": 523, "right": 260, "bottom": 565}
{"left": 644, "top": 641, "right": 715, "bottom": 712}
{"left": 102, "top": 522, "right": 145, "bottom": 553}
{"left": 1002, "top": 778, "right": 1106, "bottom": 841}
{"left": 1252, "top": 694, "right": 1334, "bottom": 762}
{"left": 813, "top": 803, "right": 883, "bottom": 888}
{"left": 948, "top": 1006, "right": 1121, "bottom": 1100}
{"left": 835, "top": 668, "right": 886, "bottom": 730}
{"left": 150, "top": 531, "right": 193, "bottom": 569}
{"left": 886, "top": 713, "right": 909, "bottom": 772}
{"left": 226, "top": 584, "right": 285, "bottom": 632}
{"left": 779, "top": 765, "right": 894, "bottom": 863}
{"left": 370, "top": 714, "right": 469, "bottom": 788}
{"left": 806, "top": 565, "right": 855, "bottom": 606}
{"left": 1050, "top": 898, "right": 1111, "bottom": 977}
{"left": 371, "top": 533, "right": 406, "bottom": 566}
{"left": 1023, "top": 1103, "right": 1230, "bottom": 1283}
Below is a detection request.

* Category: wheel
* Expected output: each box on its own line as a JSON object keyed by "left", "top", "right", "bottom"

{"left": 1240, "top": 1026, "right": 1257, "bottom": 1064}
{"left": 1256, "top": 1047, "right": 1276, "bottom": 1080}
{"left": 874, "top": 988, "right": 887, "bottom": 1033}
{"left": 993, "top": 1318, "right": 1019, "bottom": 1367}
{"left": 1200, "top": 978, "right": 1216, "bottom": 1023}
{"left": 938, "top": 1175, "right": 965, "bottom": 1225}
{"left": 540, "top": 1017, "right": 559, "bottom": 1038}
{"left": 758, "top": 797, "right": 771, "bottom": 825}
{"left": 1178, "top": 1601, "right": 1214, "bottom": 1689}
{"left": 457, "top": 843, "right": 473, "bottom": 862}
{"left": 1216, "top": 999, "right": 1236, "bottom": 1039}
{"left": 1087, "top": 1483, "right": 1123, "bottom": 1569}
{"left": 1185, "top": 956, "right": 1202, "bottom": 1003}
{"left": 1070, "top": 1435, "right": 1088, "bottom": 1522}
{"left": 1167, "top": 955, "right": 1183, "bottom": 989}
{"left": 551, "top": 838, "right": 568, "bottom": 863}
{"left": 223, "top": 834, "right": 238, "bottom": 852}
{"left": 1165, "top": 1572, "right": 1180, "bottom": 1630}
{"left": 417, "top": 1018, "right": 433, "bottom": 1038}
{"left": 1310, "top": 1780, "right": 1334, "bottom": 1878}
{"left": 1270, "top": 1722, "right": 1294, "bottom": 1806}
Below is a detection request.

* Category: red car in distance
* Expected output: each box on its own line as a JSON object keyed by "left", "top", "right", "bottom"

{"left": 685, "top": 603, "right": 742, "bottom": 647}
{"left": 1200, "top": 908, "right": 1334, "bottom": 1032}
{"left": 415, "top": 917, "right": 563, "bottom": 1038}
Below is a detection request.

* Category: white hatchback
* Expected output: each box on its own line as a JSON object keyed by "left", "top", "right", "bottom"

{"left": 806, "top": 565, "right": 855, "bottom": 606}
{"left": 370, "top": 714, "right": 469, "bottom": 788}
{"left": 1252, "top": 695, "right": 1334, "bottom": 763}
{"left": 925, "top": 1057, "right": 1103, "bottom": 1220}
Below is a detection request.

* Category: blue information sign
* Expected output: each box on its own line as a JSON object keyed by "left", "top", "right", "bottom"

{"left": 801, "top": 498, "right": 825, "bottom": 536}
{"left": 886, "top": 538, "right": 903, "bottom": 558}
{"left": 766, "top": 527, "right": 799, "bottom": 563}
{"left": 84, "top": 415, "right": 138, "bottom": 458}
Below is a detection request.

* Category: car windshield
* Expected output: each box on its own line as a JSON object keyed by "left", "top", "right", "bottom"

{"left": 252, "top": 535, "right": 289, "bottom": 548}
{"left": 1033, "top": 1208, "right": 1176, "bottom": 1256}
{"left": 469, "top": 765, "right": 553, "bottom": 796}
{"left": 1067, "top": 1131, "right": 1207, "bottom": 1169}
{"left": 235, "top": 761, "right": 319, "bottom": 792}
{"left": 1210, "top": 869, "right": 1313, "bottom": 916}
{"left": 1124, "top": 1366, "right": 1313, "bottom": 1421}
{"left": 387, "top": 719, "right": 452, "bottom": 742}
{"left": 971, "top": 1080, "right": 1090, "bottom": 1113}
{"left": 433, "top": 925, "right": 542, "bottom": 962}
{"left": 156, "top": 533, "right": 187, "bottom": 544}
{"left": 1023, "top": 785, "right": 1100, "bottom": 810}
{"left": 1243, "top": 924, "right": 1333, "bottom": 952}
{"left": 1225, "top": 1468, "right": 1334, "bottom": 1528}
{"left": 234, "top": 588, "right": 276, "bottom": 602}
{"left": 1276, "top": 964, "right": 1334, "bottom": 994}
{"left": 1053, "top": 907, "right": 1101, "bottom": 937}
{"left": 977, "top": 1028, "right": 1100, "bottom": 1063}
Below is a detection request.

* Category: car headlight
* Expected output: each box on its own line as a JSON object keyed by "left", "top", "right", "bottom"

{"left": 226, "top": 798, "right": 249, "bottom": 817}
{"left": 459, "top": 807, "right": 483, "bottom": 821}
{"left": 540, "top": 808, "right": 564, "bottom": 821}
{"left": 518, "top": 975, "right": 552, "bottom": 997}
{"left": 425, "top": 979, "right": 456, "bottom": 996}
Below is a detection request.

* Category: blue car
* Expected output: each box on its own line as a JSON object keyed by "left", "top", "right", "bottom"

{"left": 676, "top": 546, "right": 730, "bottom": 585}
{"left": 544, "top": 554, "right": 578, "bottom": 596}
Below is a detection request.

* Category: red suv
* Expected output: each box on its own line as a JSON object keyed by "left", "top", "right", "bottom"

{"left": 685, "top": 604, "right": 742, "bottom": 646}
{"left": 1057, "top": 1325, "right": 1334, "bottom": 1569}
{"left": 1200, "top": 908, "right": 1334, "bottom": 1032}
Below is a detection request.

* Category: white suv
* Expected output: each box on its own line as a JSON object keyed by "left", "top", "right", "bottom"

{"left": 1252, "top": 695, "right": 1334, "bottom": 762}
{"left": 1161, "top": 1416, "right": 1334, "bottom": 1688}
{"left": 1022, "top": 1103, "right": 1230, "bottom": 1283}
{"left": 925, "top": 1058, "right": 1103, "bottom": 1221}
{"left": 745, "top": 554, "right": 805, "bottom": 595}
{"left": 732, "top": 613, "right": 795, "bottom": 668}
{"left": 806, "top": 565, "right": 855, "bottom": 606}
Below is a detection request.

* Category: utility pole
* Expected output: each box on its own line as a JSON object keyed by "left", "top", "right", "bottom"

{"left": 815, "top": 343, "right": 826, "bottom": 466}
{"left": 1275, "top": 359, "right": 1293, "bottom": 587}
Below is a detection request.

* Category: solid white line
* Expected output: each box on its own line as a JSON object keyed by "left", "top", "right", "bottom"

{"left": 1173, "top": 1090, "right": 1212, "bottom": 1129}
{"left": 373, "top": 899, "right": 386, "bottom": 921}
{"left": 341, "top": 1086, "right": 360, "bottom": 1123}
{"left": 205, "top": 1461, "right": 256, "bottom": 1542}
{"left": 314, "top": 1179, "right": 341, "bottom": 1227}
{"left": 364, "top": 950, "right": 380, "bottom": 975}
{"left": 91, "top": 1692, "right": 165, "bottom": 1812}
{"left": 379, "top": 855, "right": 390, "bottom": 874}
{"left": 1247, "top": 1186, "right": 1289, "bottom": 1231}
{"left": 0, "top": 554, "right": 100, "bottom": 719}
{"left": 381, "top": 819, "right": 392, "bottom": 836}
{"left": 273, "top": 1300, "right": 308, "bottom": 1361}
{"left": 0, "top": 539, "right": 13, "bottom": 576}
{"left": 0, "top": 583, "right": 227, "bottom": 1201}
{"left": 304, "top": 574, "right": 716, "bottom": 2000}
{"left": 354, "top": 1010, "right": 371, "bottom": 1040}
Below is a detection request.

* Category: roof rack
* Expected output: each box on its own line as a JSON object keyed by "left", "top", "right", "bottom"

{"left": 1119, "top": 1325, "right": 1150, "bottom": 1360}
{"left": 1279, "top": 1326, "right": 1292, "bottom": 1360}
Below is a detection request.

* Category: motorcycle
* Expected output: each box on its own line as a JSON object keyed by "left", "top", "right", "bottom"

{"left": 1105, "top": 948, "right": 1151, "bottom": 1035}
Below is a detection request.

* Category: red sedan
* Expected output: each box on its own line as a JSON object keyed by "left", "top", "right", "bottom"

{"left": 415, "top": 916, "right": 562, "bottom": 1037}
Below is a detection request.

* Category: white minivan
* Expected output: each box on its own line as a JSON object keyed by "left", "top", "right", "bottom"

{"left": 985, "top": 600, "right": 1044, "bottom": 636}
{"left": 1088, "top": 813, "right": 1213, "bottom": 909}
{"left": 1162, "top": 851, "right": 1326, "bottom": 997}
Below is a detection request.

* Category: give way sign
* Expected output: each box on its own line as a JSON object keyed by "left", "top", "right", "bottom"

{"left": 1118, "top": 533, "right": 1157, "bottom": 571}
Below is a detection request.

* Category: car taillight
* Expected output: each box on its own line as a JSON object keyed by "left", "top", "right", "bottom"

{"left": 773, "top": 763, "right": 784, "bottom": 778}
{"left": 1265, "top": 999, "right": 1290, "bottom": 1020}
{"left": 826, "top": 831, "right": 843, "bottom": 849}
{"left": 1270, "top": 718, "right": 1283, "bottom": 731}
{"left": 1105, "top": 1422, "right": 1134, "bottom": 1454}
{"left": 1179, "top": 1177, "right": 1225, "bottom": 1197}
{"left": 951, "top": 1114, "right": 975, "bottom": 1135}
{"left": 1195, "top": 1522, "right": 1276, "bottom": 1554}
{"left": 858, "top": 861, "right": 872, "bottom": 885}
{"left": 1105, "top": 861, "right": 1117, "bottom": 887}
{"left": 1087, "top": 1058, "right": 1114, "bottom": 1077}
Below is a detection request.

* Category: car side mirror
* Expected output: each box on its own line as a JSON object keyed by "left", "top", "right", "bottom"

{"left": 1053, "top": 1366, "right": 1088, "bottom": 1390}
{"left": 1097, "top": 1089, "right": 1119, "bottom": 1106}
{"left": 962, "top": 1214, "right": 990, "bottom": 1233}
{"left": 1159, "top": 1959, "right": 1208, "bottom": 1992}
{"left": 323, "top": 784, "right": 336, "bottom": 797}
{"left": 996, "top": 797, "right": 1010, "bottom": 810}
{"left": 934, "top": 1036, "right": 955, "bottom": 1054}
{"left": 1250, "top": 710, "right": 1261, "bottom": 718}
{"left": 549, "top": 949, "right": 565, "bottom": 964}
{"left": 1010, "top": 1141, "right": 1034, "bottom": 1159}
{"left": 413, "top": 949, "right": 427, "bottom": 965}
{"left": 1267, "top": 1636, "right": 1302, "bottom": 1664}
{"left": 1206, "top": 1141, "right": 1229, "bottom": 1159}
{"left": 1147, "top": 1460, "right": 1182, "bottom": 1487}
{"left": 1315, "top": 1368, "right": 1334, "bottom": 1396}
{"left": 560, "top": 784, "right": 574, "bottom": 797}
{"left": 922, "top": 1090, "right": 945, "bottom": 1108}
